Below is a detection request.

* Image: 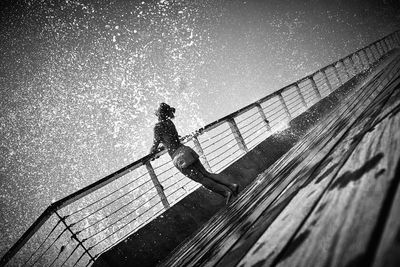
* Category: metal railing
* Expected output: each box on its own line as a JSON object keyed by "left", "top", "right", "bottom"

{"left": 1, "top": 30, "right": 399, "bottom": 267}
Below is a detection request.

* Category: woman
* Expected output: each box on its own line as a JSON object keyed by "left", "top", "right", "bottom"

{"left": 149, "top": 102, "right": 239, "bottom": 204}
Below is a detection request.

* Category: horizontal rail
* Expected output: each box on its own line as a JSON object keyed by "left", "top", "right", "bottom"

{"left": 2, "top": 29, "right": 399, "bottom": 267}
{"left": 193, "top": 31, "right": 398, "bottom": 137}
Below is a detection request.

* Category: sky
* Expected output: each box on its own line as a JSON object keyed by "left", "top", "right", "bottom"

{"left": 1, "top": 0, "right": 400, "bottom": 258}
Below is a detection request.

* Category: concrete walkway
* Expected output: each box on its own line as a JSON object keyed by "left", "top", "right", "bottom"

{"left": 160, "top": 52, "right": 400, "bottom": 267}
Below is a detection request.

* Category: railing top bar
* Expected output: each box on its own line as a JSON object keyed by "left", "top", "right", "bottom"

{"left": 0, "top": 156, "right": 159, "bottom": 265}
{"left": 50, "top": 29, "right": 400, "bottom": 211}
{"left": 274, "top": 83, "right": 298, "bottom": 95}
{"left": 296, "top": 30, "right": 399, "bottom": 82}
{"left": 53, "top": 157, "right": 153, "bottom": 211}
{"left": 193, "top": 89, "right": 287, "bottom": 136}
{"left": 194, "top": 81, "right": 312, "bottom": 136}
{"left": 197, "top": 103, "right": 260, "bottom": 133}
{"left": 0, "top": 206, "right": 55, "bottom": 265}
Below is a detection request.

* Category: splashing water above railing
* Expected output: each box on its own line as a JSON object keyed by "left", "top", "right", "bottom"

{"left": 1, "top": 31, "right": 399, "bottom": 267}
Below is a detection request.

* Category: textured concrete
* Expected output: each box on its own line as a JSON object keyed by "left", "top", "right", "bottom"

{"left": 160, "top": 52, "right": 400, "bottom": 267}
{"left": 94, "top": 50, "right": 399, "bottom": 267}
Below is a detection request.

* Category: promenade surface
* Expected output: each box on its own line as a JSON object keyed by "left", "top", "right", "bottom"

{"left": 160, "top": 52, "right": 400, "bottom": 267}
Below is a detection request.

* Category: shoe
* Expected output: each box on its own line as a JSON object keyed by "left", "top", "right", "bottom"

{"left": 231, "top": 184, "right": 239, "bottom": 196}
{"left": 225, "top": 191, "right": 232, "bottom": 205}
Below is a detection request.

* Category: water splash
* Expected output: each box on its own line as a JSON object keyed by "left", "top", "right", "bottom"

{"left": 1, "top": 0, "right": 399, "bottom": 260}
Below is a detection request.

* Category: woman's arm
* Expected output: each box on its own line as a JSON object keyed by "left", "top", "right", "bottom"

{"left": 149, "top": 124, "right": 161, "bottom": 155}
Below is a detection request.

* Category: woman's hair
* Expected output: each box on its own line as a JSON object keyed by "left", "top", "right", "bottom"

{"left": 155, "top": 102, "right": 175, "bottom": 120}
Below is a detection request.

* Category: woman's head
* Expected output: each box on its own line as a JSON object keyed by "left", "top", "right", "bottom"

{"left": 155, "top": 102, "right": 175, "bottom": 120}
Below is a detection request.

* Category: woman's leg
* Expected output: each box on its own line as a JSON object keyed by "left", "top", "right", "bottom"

{"left": 192, "top": 161, "right": 238, "bottom": 194}
{"left": 180, "top": 162, "right": 231, "bottom": 198}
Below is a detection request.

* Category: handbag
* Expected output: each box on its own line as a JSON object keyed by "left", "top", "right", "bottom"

{"left": 172, "top": 145, "right": 199, "bottom": 169}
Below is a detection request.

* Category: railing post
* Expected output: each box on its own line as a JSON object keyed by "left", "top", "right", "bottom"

{"left": 357, "top": 51, "right": 368, "bottom": 69}
{"left": 363, "top": 49, "right": 371, "bottom": 66}
{"left": 387, "top": 35, "right": 394, "bottom": 50}
{"left": 391, "top": 35, "right": 397, "bottom": 47}
{"left": 387, "top": 37, "right": 392, "bottom": 49}
{"left": 375, "top": 43, "right": 383, "bottom": 58}
{"left": 332, "top": 64, "right": 343, "bottom": 85}
{"left": 366, "top": 47, "right": 373, "bottom": 63}
{"left": 255, "top": 103, "right": 271, "bottom": 131}
{"left": 353, "top": 53, "right": 363, "bottom": 71}
{"left": 369, "top": 46, "right": 377, "bottom": 61}
{"left": 352, "top": 56, "right": 359, "bottom": 73}
{"left": 365, "top": 47, "right": 375, "bottom": 64}
{"left": 55, "top": 211, "right": 98, "bottom": 265}
{"left": 358, "top": 52, "right": 367, "bottom": 69}
{"left": 384, "top": 39, "right": 389, "bottom": 51}
{"left": 383, "top": 39, "right": 390, "bottom": 52}
{"left": 340, "top": 60, "right": 351, "bottom": 79}
{"left": 391, "top": 34, "right": 396, "bottom": 46}
{"left": 321, "top": 70, "right": 333, "bottom": 92}
{"left": 377, "top": 41, "right": 383, "bottom": 54}
{"left": 384, "top": 39, "right": 389, "bottom": 52}
{"left": 390, "top": 36, "right": 394, "bottom": 48}
{"left": 370, "top": 44, "right": 378, "bottom": 59}
{"left": 277, "top": 93, "right": 292, "bottom": 120}
{"left": 228, "top": 118, "right": 249, "bottom": 153}
{"left": 385, "top": 38, "right": 392, "bottom": 50}
{"left": 294, "top": 83, "right": 308, "bottom": 107}
{"left": 358, "top": 50, "right": 369, "bottom": 69}
{"left": 381, "top": 40, "right": 386, "bottom": 52}
{"left": 380, "top": 41, "right": 386, "bottom": 54}
{"left": 348, "top": 57, "right": 358, "bottom": 75}
{"left": 377, "top": 41, "right": 385, "bottom": 57}
{"left": 145, "top": 162, "right": 170, "bottom": 209}
{"left": 391, "top": 35, "right": 396, "bottom": 45}
{"left": 372, "top": 43, "right": 380, "bottom": 58}
{"left": 192, "top": 136, "right": 212, "bottom": 172}
{"left": 309, "top": 77, "right": 322, "bottom": 100}
{"left": 394, "top": 32, "right": 400, "bottom": 46}
{"left": 370, "top": 46, "right": 378, "bottom": 61}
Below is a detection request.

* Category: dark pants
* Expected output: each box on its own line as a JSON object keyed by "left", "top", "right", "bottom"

{"left": 179, "top": 160, "right": 233, "bottom": 198}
